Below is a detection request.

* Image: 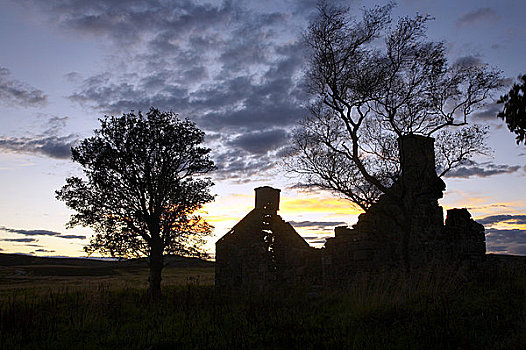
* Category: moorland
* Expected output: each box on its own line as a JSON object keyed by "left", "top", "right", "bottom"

{"left": 1, "top": 253, "right": 525, "bottom": 349}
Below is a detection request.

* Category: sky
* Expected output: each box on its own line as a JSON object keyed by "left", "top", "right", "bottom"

{"left": 0, "top": 0, "right": 525, "bottom": 258}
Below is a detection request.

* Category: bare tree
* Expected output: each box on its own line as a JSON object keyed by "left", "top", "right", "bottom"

{"left": 288, "top": 2, "right": 500, "bottom": 210}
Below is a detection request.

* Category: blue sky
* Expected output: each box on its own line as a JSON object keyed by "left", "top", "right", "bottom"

{"left": 0, "top": 0, "right": 525, "bottom": 257}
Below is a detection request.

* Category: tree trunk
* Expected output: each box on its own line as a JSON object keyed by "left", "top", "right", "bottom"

{"left": 148, "top": 238, "right": 164, "bottom": 300}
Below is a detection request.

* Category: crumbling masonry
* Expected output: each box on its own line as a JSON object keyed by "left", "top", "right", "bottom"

{"left": 216, "top": 135, "right": 486, "bottom": 290}
{"left": 215, "top": 186, "right": 321, "bottom": 291}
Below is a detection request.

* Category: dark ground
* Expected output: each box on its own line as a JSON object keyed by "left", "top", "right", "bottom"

{"left": 0, "top": 253, "right": 524, "bottom": 349}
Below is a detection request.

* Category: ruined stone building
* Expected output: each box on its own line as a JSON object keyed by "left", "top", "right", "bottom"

{"left": 322, "top": 135, "right": 486, "bottom": 284}
{"left": 215, "top": 186, "right": 320, "bottom": 291}
{"left": 216, "top": 135, "right": 486, "bottom": 290}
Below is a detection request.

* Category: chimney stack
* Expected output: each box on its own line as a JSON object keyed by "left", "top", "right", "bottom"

{"left": 398, "top": 134, "right": 444, "bottom": 197}
{"left": 398, "top": 134, "right": 437, "bottom": 184}
{"left": 255, "top": 186, "right": 280, "bottom": 212}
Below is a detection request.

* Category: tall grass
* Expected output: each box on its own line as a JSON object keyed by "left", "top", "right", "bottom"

{"left": 1, "top": 263, "right": 525, "bottom": 349}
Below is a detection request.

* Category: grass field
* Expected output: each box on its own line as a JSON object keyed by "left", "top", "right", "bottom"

{"left": 0, "top": 254, "right": 525, "bottom": 349}
{"left": 0, "top": 253, "right": 214, "bottom": 294}
{"left": 0, "top": 265, "right": 214, "bottom": 294}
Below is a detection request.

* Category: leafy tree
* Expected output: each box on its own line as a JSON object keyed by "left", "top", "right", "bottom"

{"left": 56, "top": 108, "right": 215, "bottom": 298}
{"left": 288, "top": 3, "right": 501, "bottom": 210}
{"left": 498, "top": 74, "right": 526, "bottom": 145}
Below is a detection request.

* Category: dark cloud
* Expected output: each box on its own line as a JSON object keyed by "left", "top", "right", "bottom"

{"left": 1, "top": 238, "right": 39, "bottom": 243}
{"left": 51, "top": 0, "right": 236, "bottom": 47}
{"left": 474, "top": 77, "right": 521, "bottom": 123}
{"left": 213, "top": 149, "right": 277, "bottom": 182}
{"left": 67, "top": 74, "right": 190, "bottom": 115}
{"left": 0, "top": 135, "right": 76, "bottom": 159}
{"left": 60, "top": 235, "right": 87, "bottom": 240}
{"left": 444, "top": 161, "right": 521, "bottom": 178}
{"left": 0, "top": 67, "right": 47, "bottom": 107}
{"left": 486, "top": 228, "right": 526, "bottom": 255}
{"left": 11, "top": 0, "right": 311, "bottom": 179}
{"left": 487, "top": 245, "right": 507, "bottom": 253}
{"left": 289, "top": 220, "right": 347, "bottom": 229}
{"left": 227, "top": 129, "right": 289, "bottom": 155}
{"left": 35, "top": 248, "right": 56, "bottom": 253}
{"left": 472, "top": 102, "right": 501, "bottom": 121}
{"left": 0, "top": 226, "right": 85, "bottom": 240}
{"left": 68, "top": 41, "right": 308, "bottom": 133}
{"left": 456, "top": 8, "right": 500, "bottom": 27}
{"left": 0, "top": 226, "right": 61, "bottom": 236}
{"left": 478, "top": 215, "right": 526, "bottom": 226}
{"left": 0, "top": 116, "right": 77, "bottom": 159}
{"left": 289, "top": 0, "right": 319, "bottom": 15}
{"left": 453, "top": 55, "right": 484, "bottom": 68}
{"left": 20, "top": 1, "right": 308, "bottom": 120}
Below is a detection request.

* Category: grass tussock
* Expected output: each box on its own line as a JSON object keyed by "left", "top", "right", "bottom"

{"left": 1, "top": 262, "right": 525, "bottom": 350}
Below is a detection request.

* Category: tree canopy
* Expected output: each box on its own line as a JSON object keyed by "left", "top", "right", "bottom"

{"left": 288, "top": 3, "right": 501, "bottom": 210}
{"left": 498, "top": 74, "right": 526, "bottom": 145}
{"left": 56, "top": 108, "right": 215, "bottom": 297}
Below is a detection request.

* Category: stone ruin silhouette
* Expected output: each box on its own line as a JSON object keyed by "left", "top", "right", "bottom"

{"left": 215, "top": 135, "right": 486, "bottom": 291}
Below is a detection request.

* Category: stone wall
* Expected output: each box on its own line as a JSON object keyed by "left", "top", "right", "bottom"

{"left": 442, "top": 208, "right": 486, "bottom": 264}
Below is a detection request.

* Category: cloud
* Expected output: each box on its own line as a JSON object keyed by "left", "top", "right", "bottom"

{"left": 444, "top": 161, "right": 521, "bottom": 178}
{"left": 227, "top": 129, "right": 290, "bottom": 155}
{"left": 0, "top": 226, "right": 85, "bottom": 239}
{"left": 456, "top": 8, "right": 500, "bottom": 27}
{"left": 0, "top": 135, "right": 76, "bottom": 159}
{"left": 9, "top": 1, "right": 313, "bottom": 179}
{"left": 0, "top": 116, "right": 77, "bottom": 159}
{"left": 472, "top": 102, "right": 501, "bottom": 121}
{"left": 43, "top": 0, "right": 237, "bottom": 47}
{"left": 289, "top": 220, "right": 347, "bottom": 230}
{"left": 0, "top": 67, "right": 47, "bottom": 107}
{"left": 486, "top": 228, "right": 526, "bottom": 255}
{"left": 12, "top": 0, "right": 309, "bottom": 178}
{"left": 35, "top": 248, "right": 56, "bottom": 253}
{"left": 67, "top": 42, "right": 308, "bottom": 133}
{"left": 453, "top": 56, "right": 484, "bottom": 68}
{"left": 59, "top": 234, "right": 87, "bottom": 240}
{"left": 213, "top": 149, "right": 277, "bottom": 182}
{"left": 1, "top": 238, "right": 39, "bottom": 243}
{"left": 477, "top": 214, "right": 526, "bottom": 226}
{"left": 0, "top": 226, "right": 61, "bottom": 236}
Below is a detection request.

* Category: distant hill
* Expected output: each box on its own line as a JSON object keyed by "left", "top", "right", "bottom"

{"left": 125, "top": 255, "right": 215, "bottom": 268}
{"left": 0, "top": 253, "right": 214, "bottom": 268}
{"left": 3, "top": 252, "right": 524, "bottom": 268}
{"left": 486, "top": 253, "right": 526, "bottom": 267}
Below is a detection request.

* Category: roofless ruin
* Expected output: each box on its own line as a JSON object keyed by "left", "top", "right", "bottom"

{"left": 216, "top": 135, "right": 486, "bottom": 291}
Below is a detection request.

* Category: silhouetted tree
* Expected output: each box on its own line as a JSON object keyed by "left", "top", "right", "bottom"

{"left": 288, "top": 2, "right": 501, "bottom": 210}
{"left": 498, "top": 74, "right": 526, "bottom": 145}
{"left": 56, "top": 108, "right": 215, "bottom": 298}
